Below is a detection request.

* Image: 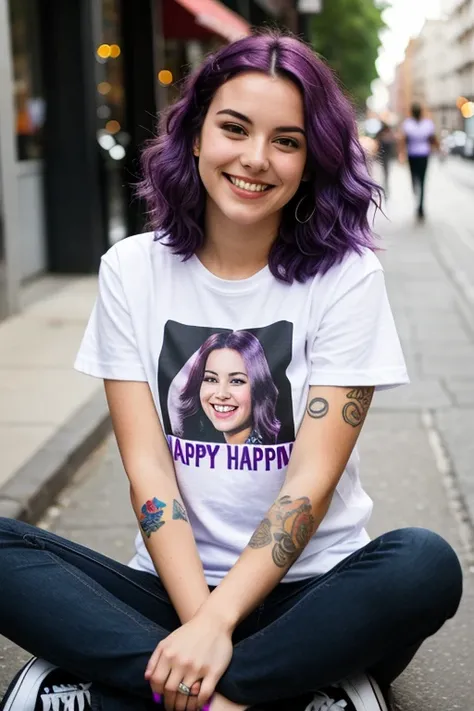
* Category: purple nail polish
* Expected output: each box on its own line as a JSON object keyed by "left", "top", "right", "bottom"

{"left": 152, "top": 692, "right": 162, "bottom": 704}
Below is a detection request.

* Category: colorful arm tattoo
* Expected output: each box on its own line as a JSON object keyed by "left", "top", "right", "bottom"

{"left": 139, "top": 497, "right": 189, "bottom": 538}
{"left": 248, "top": 495, "right": 315, "bottom": 568}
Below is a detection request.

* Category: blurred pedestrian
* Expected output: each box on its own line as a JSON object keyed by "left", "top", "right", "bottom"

{"left": 375, "top": 122, "right": 396, "bottom": 197}
{"left": 401, "top": 103, "right": 438, "bottom": 220}
{"left": 0, "top": 31, "right": 462, "bottom": 711}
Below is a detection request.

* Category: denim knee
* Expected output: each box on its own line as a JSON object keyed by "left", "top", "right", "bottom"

{"left": 0, "top": 516, "right": 28, "bottom": 539}
{"left": 392, "top": 527, "right": 463, "bottom": 620}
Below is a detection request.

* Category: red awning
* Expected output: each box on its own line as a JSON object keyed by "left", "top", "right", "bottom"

{"left": 172, "top": 0, "right": 251, "bottom": 42}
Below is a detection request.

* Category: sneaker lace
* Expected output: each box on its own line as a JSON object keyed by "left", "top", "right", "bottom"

{"left": 305, "top": 690, "right": 348, "bottom": 711}
{"left": 40, "top": 683, "right": 91, "bottom": 711}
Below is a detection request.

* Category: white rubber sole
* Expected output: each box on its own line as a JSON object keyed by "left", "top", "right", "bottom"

{"left": 338, "top": 673, "right": 389, "bottom": 711}
{"left": 1, "top": 658, "right": 57, "bottom": 711}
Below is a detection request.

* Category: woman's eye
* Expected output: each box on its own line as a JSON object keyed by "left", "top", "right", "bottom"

{"left": 222, "top": 123, "right": 247, "bottom": 136}
{"left": 275, "top": 137, "right": 299, "bottom": 148}
{"left": 231, "top": 378, "right": 246, "bottom": 385}
{"left": 203, "top": 376, "right": 217, "bottom": 383}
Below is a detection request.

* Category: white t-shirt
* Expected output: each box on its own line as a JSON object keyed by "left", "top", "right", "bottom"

{"left": 74, "top": 232, "right": 409, "bottom": 585}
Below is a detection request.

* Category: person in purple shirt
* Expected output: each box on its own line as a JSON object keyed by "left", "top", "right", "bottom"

{"left": 402, "top": 103, "right": 438, "bottom": 220}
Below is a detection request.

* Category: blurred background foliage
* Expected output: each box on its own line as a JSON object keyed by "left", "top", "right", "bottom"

{"left": 309, "top": 0, "right": 386, "bottom": 108}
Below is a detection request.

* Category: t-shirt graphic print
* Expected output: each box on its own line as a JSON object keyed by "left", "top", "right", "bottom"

{"left": 159, "top": 321, "right": 295, "bottom": 480}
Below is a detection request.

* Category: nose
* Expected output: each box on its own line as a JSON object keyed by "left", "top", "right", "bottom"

{"left": 215, "top": 384, "right": 231, "bottom": 400}
{"left": 240, "top": 139, "right": 269, "bottom": 173}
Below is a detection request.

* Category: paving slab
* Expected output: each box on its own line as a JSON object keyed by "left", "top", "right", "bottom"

{"left": 0, "top": 277, "right": 107, "bottom": 501}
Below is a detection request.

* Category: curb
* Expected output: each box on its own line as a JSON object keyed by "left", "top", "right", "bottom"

{"left": 0, "top": 391, "right": 111, "bottom": 522}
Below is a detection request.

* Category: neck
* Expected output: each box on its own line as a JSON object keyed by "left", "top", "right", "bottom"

{"left": 197, "top": 200, "right": 280, "bottom": 280}
{"left": 224, "top": 426, "right": 252, "bottom": 445}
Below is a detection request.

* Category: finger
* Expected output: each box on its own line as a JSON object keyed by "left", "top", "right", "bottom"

{"left": 186, "top": 681, "right": 201, "bottom": 711}
{"left": 163, "top": 668, "right": 184, "bottom": 711}
{"left": 185, "top": 694, "right": 198, "bottom": 711}
{"left": 175, "top": 675, "right": 200, "bottom": 711}
{"left": 197, "top": 676, "right": 218, "bottom": 710}
{"left": 145, "top": 644, "right": 163, "bottom": 681}
{"left": 150, "top": 654, "right": 172, "bottom": 698}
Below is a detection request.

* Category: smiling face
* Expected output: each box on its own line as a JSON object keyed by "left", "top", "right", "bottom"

{"left": 196, "top": 72, "right": 307, "bottom": 229}
{"left": 199, "top": 348, "right": 252, "bottom": 440}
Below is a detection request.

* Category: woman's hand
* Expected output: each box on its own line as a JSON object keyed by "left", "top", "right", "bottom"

{"left": 145, "top": 610, "right": 234, "bottom": 711}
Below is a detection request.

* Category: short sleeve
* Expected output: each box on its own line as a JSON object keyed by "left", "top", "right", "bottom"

{"left": 74, "top": 249, "right": 147, "bottom": 381}
{"left": 309, "top": 266, "right": 409, "bottom": 391}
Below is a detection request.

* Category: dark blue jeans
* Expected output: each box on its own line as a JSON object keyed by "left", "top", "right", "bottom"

{"left": 0, "top": 518, "right": 462, "bottom": 710}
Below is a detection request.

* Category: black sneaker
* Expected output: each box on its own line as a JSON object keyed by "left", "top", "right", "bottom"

{"left": 302, "top": 689, "right": 350, "bottom": 710}
{"left": 249, "top": 673, "right": 388, "bottom": 711}
{"left": 336, "top": 673, "right": 389, "bottom": 711}
{"left": 0, "top": 657, "right": 91, "bottom": 711}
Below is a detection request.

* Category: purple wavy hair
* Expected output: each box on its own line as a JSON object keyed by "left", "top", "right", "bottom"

{"left": 178, "top": 331, "right": 280, "bottom": 444}
{"left": 139, "top": 30, "right": 381, "bottom": 283}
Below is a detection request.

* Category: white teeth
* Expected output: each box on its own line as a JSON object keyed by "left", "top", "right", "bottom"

{"left": 213, "top": 405, "right": 236, "bottom": 413}
{"left": 228, "top": 176, "right": 270, "bottom": 192}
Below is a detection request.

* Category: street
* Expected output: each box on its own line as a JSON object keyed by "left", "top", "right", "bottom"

{"left": 1, "top": 155, "right": 474, "bottom": 710}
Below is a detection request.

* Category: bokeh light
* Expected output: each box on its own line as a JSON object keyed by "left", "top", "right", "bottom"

{"left": 109, "top": 144, "right": 126, "bottom": 160}
{"left": 97, "top": 44, "right": 111, "bottom": 59}
{"left": 110, "top": 44, "right": 121, "bottom": 59}
{"left": 158, "top": 70, "right": 173, "bottom": 86}
{"left": 97, "top": 81, "right": 112, "bottom": 95}
{"left": 105, "top": 120, "right": 121, "bottom": 134}
{"left": 461, "top": 101, "right": 474, "bottom": 119}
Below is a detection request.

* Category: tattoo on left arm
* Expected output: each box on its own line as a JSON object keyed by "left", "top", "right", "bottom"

{"left": 172, "top": 499, "right": 189, "bottom": 522}
{"left": 248, "top": 495, "right": 315, "bottom": 568}
{"left": 139, "top": 497, "right": 189, "bottom": 538}
{"left": 342, "top": 387, "right": 373, "bottom": 427}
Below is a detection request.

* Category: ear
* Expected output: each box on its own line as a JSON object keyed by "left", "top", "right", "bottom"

{"left": 301, "top": 169, "right": 311, "bottom": 182}
{"left": 193, "top": 139, "right": 200, "bottom": 157}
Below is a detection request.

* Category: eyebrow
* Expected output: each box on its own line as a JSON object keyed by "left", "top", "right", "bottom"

{"left": 216, "top": 109, "right": 306, "bottom": 137}
{"left": 204, "top": 369, "right": 248, "bottom": 377}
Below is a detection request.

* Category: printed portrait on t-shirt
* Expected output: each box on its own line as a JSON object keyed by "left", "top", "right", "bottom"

{"left": 158, "top": 321, "right": 295, "bottom": 447}
{"left": 176, "top": 330, "right": 280, "bottom": 445}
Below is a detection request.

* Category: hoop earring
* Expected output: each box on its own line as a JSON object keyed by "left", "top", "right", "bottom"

{"left": 295, "top": 195, "right": 315, "bottom": 224}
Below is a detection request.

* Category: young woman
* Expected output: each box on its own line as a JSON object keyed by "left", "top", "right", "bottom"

{"left": 401, "top": 103, "right": 437, "bottom": 220}
{"left": 176, "top": 331, "right": 280, "bottom": 445}
{"left": 0, "top": 30, "right": 462, "bottom": 711}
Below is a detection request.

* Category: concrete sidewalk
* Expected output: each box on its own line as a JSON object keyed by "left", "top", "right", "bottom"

{"left": 373, "top": 157, "right": 474, "bottom": 539}
{"left": 0, "top": 276, "right": 109, "bottom": 522}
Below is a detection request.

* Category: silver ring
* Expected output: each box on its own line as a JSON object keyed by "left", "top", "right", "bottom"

{"left": 177, "top": 682, "right": 192, "bottom": 696}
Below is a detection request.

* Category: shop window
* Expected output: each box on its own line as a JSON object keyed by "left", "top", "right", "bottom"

{"left": 95, "top": 0, "right": 128, "bottom": 244}
{"left": 9, "top": 0, "right": 46, "bottom": 161}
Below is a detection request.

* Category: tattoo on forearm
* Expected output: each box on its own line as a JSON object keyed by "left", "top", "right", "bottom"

{"left": 139, "top": 497, "right": 189, "bottom": 538}
{"left": 249, "top": 495, "right": 315, "bottom": 568}
{"left": 307, "top": 397, "right": 329, "bottom": 418}
{"left": 172, "top": 499, "right": 189, "bottom": 522}
{"left": 342, "top": 387, "right": 373, "bottom": 427}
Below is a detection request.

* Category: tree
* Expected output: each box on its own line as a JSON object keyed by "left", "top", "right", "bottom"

{"left": 309, "top": 0, "right": 385, "bottom": 109}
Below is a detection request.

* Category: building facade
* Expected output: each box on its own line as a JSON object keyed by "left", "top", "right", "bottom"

{"left": 390, "top": 0, "right": 474, "bottom": 133}
{"left": 389, "top": 39, "right": 416, "bottom": 121}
